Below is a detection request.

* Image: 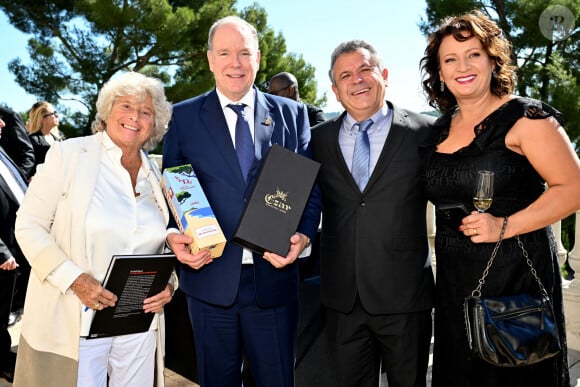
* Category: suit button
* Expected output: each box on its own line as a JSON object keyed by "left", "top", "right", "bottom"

{"left": 359, "top": 201, "right": 365, "bottom": 207}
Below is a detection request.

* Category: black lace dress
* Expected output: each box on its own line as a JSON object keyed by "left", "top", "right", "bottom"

{"left": 422, "top": 97, "right": 569, "bottom": 387}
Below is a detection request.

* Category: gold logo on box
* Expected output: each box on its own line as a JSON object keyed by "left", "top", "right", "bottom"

{"left": 265, "top": 188, "right": 291, "bottom": 214}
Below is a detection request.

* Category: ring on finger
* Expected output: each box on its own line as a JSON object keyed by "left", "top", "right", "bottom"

{"left": 473, "top": 228, "right": 478, "bottom": 235}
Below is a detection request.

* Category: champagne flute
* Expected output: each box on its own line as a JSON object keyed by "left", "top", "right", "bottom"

{"left": 473, "top": 171, "right": 494, "bottom": 213}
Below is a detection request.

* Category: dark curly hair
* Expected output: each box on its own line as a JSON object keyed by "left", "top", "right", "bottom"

{"left": 420, "top": 10, "right": 517, "bottom": 113}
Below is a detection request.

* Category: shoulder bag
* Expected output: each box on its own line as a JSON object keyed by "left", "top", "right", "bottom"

{"left": 463, "top": 216, "right": 561, "bottom": 367}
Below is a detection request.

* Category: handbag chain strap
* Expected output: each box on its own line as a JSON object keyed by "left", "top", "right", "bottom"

{"left": 471, "top": 216, "right": 549, "bottom": 298}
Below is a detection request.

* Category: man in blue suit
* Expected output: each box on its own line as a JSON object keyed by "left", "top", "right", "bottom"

{"left": 163, "top": 15, "right": 319, "bottom": 387}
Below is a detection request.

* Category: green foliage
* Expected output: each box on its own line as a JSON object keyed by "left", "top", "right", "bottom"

{"left": 543, "top": 52, "right": 580, "bottom": 145}
{"left": 176, "top": 190, "right": 192, "bottom": 204}
{"left": 420, "top": 0, "right": 580, "bottom": 149}
{"left": 239, "top": 4, "right": 325, "bottom": 107}
{"left": 169, "top": 164, "right": 194, "bottom": 175}
{"left": 420, "top": 0, "right": 482, "bottom": 36}
{"left": 0, "top": 0, "right": 324, "bottom": 135}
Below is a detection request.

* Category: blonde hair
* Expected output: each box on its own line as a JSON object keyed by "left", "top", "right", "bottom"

{"left": 28, "top": 101, "right": 57, "bottom": 135}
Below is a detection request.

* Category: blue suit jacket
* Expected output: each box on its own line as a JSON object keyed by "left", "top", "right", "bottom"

{"left": 162, "top": 87, "right": 320, "bottom": 308}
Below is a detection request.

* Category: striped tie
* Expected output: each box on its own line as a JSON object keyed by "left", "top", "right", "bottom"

{"left": 351, "top": 119, "right": 373, "bottom": 191}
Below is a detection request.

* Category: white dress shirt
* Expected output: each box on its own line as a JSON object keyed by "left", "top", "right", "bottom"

{"left": 47, "top": 132, "right": 167, "bottom": 336}
{"left": 216, "top": 88, "right": 256, "bottom": 264}
{"left": 339, "top": 103, "right": 393, "bottom": 176}
{"left": 0, "top": 153, "right": 26, "bottom": 204}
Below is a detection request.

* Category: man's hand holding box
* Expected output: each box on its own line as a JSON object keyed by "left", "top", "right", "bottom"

{"left": 162, "top": 164, "right": 226, "bottom": 258}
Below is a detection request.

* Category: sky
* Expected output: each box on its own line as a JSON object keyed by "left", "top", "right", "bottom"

{"left": 0, "top": 0, "right": 433, "bottom": 115}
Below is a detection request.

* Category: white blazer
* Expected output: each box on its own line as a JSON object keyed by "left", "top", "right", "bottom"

{"left": 14, "top": 131, "right": 171, "bottom": 386}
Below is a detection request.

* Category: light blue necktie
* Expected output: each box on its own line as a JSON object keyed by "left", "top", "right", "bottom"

{"left": 0, "top": 150, "right": 27, "bottom": 193}
{"left": 351, "top": 119, "right": 373, "bottom": 191}
{"left": 228, "top": 104, "right": 254, "bottom": 181}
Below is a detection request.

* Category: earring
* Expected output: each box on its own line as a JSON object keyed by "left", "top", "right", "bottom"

{"left": 440, "top": 80, "right": 445, "bottom": 92}
{"left": 492, "top": 69, "right": 497, "bottom": 78}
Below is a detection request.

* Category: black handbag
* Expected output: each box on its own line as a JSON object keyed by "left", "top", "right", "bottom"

{"left": 463, "top": 216, "right": 561, "bottom": 367}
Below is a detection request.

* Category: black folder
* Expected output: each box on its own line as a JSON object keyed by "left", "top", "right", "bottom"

{"left": 232, "top": 144, "right": 320, "bottom": 256}
{"left": 87, "top": 254, "right": 176, "bottom": 339}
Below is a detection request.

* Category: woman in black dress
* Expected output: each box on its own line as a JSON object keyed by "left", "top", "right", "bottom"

{"left": 420, "top": 10, "right": 580, "bottom": 387}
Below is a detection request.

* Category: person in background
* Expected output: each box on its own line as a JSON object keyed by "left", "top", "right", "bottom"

{"left": 163, "top": 15, "right": 319, "bottom": 387}
{"left": 0, "top": 106, "right": 35, "bottom": 180}
{"left": 14, "top": 71, "right": 175, "bottom": 387}
{"left": 268, "top": 72, "right": 326, "bottom": 126}
{"left": 420, "top": 10, "right": 580, "bottom": 387}
{"left": 0, "top": 116, "right": 28, "bottom": 383}
{"left": 0, "top": 106, "right": 34, "bottom": 327}
{"left": 27, "top": 101, "right": 66, "bottom": 176}
{"left": 309, "top": 39, "right": 435, "bottom": 387}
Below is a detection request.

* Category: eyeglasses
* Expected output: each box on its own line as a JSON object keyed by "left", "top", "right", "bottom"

{"left": 268, "top": 85, "right": 292, "bottom": 96}
{"left": 43, "top": 111, "right": 58, "bottom": 118}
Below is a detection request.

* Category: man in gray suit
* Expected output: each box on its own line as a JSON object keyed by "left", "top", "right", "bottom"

{"left": 309, "top": 40, "right": 435, "bottom": 387}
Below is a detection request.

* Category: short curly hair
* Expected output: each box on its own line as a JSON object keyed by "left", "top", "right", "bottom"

{"left": 91, "top": 72, "right": 172, "bottom": 151}
{"left": 420, "top": 10, "right": 517, "bottom": 113}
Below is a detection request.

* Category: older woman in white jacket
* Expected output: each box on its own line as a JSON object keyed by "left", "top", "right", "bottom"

{"left": 14, "top": 72, "right": 175, "bottom": 387}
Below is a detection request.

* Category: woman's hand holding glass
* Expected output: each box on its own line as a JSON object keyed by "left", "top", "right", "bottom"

{"left": 473, "top": 170, "right": 494, "bottom": 213}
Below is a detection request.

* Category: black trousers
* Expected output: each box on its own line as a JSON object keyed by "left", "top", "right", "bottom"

{"left": 326, "top": 296, "right": 432, "bottom": 387}
{"left": 0, "top": 270, "right": 16, "bottom": 362}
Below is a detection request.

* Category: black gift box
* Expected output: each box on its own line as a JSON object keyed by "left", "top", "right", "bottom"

{"left": 232, "top": 144, "right": 320, "bottom": 256}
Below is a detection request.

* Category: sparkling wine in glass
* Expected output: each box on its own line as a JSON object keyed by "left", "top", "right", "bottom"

{"left": 473, "top": 171, "right": 494, "bottom": 213}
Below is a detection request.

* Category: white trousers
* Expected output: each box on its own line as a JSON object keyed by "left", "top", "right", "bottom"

{"left": 78, "top": 331, "right": 156, "bottom": 387}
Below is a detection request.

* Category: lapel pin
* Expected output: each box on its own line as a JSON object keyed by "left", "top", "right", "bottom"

{"left": 261, "top": 117, "right": 272, "bottom": 126}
